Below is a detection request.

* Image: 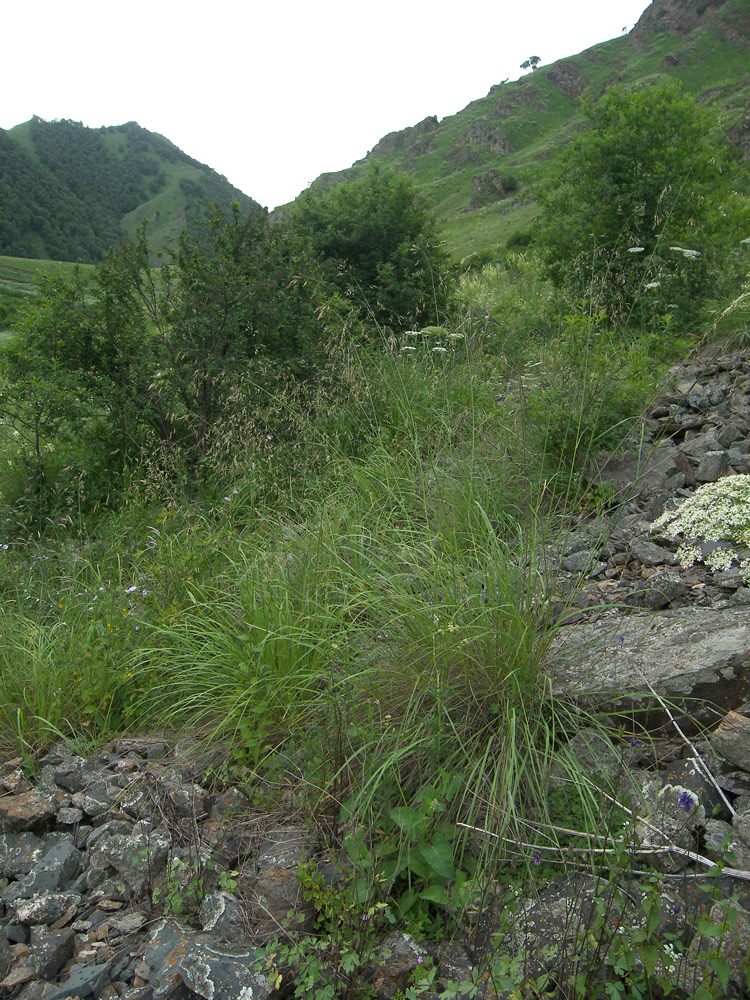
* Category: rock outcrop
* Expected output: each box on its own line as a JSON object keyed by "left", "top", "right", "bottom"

{"left": 630, "top": 0, "right": 734, "bottom": 46}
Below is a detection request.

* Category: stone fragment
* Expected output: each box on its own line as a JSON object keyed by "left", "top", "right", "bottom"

{"left": 664, "top": 758, "right": 726, "bottom": 819}
{"left": 111, "top": 910, "right": 147, "bottom": 935}
{"left": 550, "top": 608, "right": 750, "bottom": 727}
{"left": 165, "top": 783, "right": 211, "bottom": 819}
{"left": 630, "top": 540, "right": 676, "bottom": 566}
{"left": 90, "top": 826, "right": 171, "bottom": 893}
{"left": 4, "top": 841, "right": 82, "bottom": 901}
{"left": 510, "top": 873, "right": 632, "bottom": 986}
{"left": 714, "top": 567, "right": 747, "bottom": 590}
{"left": 680, "top": 430, "right": 722, "bottom": 459}
{"left": 0, "top": 832, "right": 44, "bottom": 877}
{"left": 86, "top": 819, "right": 136, "bottom": 851}
{"left": 120, "top": 987, "right": 155, "bottom": 999}
{"left": 430, "top": 940, "right": 475, "bottom": 992}
{"left": 71, "top": 781, "right": 119, "bottom": 819}
{"left": 56, "top": 808, "right": 84, "bottom": 828}
{"left": 635, "top": 781, "right": 705, "bottom": 872}
{"left": 198, "top": 891, "right": 246, "bottom": 941}
{"left": 561, "top": 549, "right": 597, "bottom": 573}
{"left": 588, "top": 443, "right": 681, "bottom": 503}
{"left": 53, "top": 758, "right": 87, "bottom": 794}
{"left": 29, "top": 926, "right": 75, "bottom": 979}
{"left": 623, "top": 568, "right": 687, "bottom": 610}
{"left": 710, "top": 711, "right": 750, "bottom": 771}
{"left": 177, "top": 938, "right": 274, "bottom": 1000}
{"left": 252, "top": 827, "right": 314, "bottom": 939}
{"left": 2, "top": 769, "right": 32, "bottom": 795}
{"left": 0, "top": 964, "right": 38, "bottom": 989}
{"left": 4, "top": 923, "right": 29, "bottom": 943}
{"left": 719, "top": 423, "right": 745, "bottom": 447}
{"left": 694, "top": 450, "right": 730, "bottom": 482}
{"left": 0, "top": 928, "right": 10, "bottom": 979}
{"left": 14, "top": 893, "right": 81, "bottom": 925}
{"left": 46, "top": 962, "right": 109, "bottom": 999}
{"left": 210, "top": 787, "right": 251, "bottom": 821}
{"left": 371, "top": 932, "right": 425, "bottom": 1000}
{"left": 703, "top": 818, "right": 750, "bottom": 868}
{"left": 88, "top": 879, "right": 131, "bottom": 905}
{"left": 0, "top": 792, "right": 55, "bottom": 833}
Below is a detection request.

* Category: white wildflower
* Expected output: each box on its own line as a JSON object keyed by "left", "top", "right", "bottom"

{"left": 669, "top": 246, "right": 701, "bottom": 259}
{"left": 644, "top": 281, "right": 661, "bottom": 290}
{"left": 628, "top": 246, "right": 645, "bottom": 253}
{"left": 401, "top": 345, "right": 417, "bottom": 351}
{"left": 653, "top": 475, "right": 750, "bottom": 576}
{"left": 432, "top": 346, "right": 448, "bottom": 353}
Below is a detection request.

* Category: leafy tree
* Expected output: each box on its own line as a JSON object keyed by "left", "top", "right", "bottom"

{"left": 535, "top": 80, "right": 743, "bottom": 324}
{"left": 293, "top": 167, "right": 452, "bottom": 330}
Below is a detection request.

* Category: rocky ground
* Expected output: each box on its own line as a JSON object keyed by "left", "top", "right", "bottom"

{"left": 4, "top": 347, "right": 750, "bottom": 999}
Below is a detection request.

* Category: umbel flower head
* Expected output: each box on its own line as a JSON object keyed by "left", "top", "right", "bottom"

{"left": 653, "top": 475, "right": 750, "bottom": 577}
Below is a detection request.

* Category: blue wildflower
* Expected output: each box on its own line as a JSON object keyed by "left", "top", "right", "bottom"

{"left": 677, "top": 790, "right": 695, "bottom": 814}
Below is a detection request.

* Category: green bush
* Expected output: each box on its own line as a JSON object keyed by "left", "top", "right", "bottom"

{"left": 535, "top": 80, "right": 740, "bottom": 327}
{"left": 294, "top": 166, "right": 453, "bottom": 330}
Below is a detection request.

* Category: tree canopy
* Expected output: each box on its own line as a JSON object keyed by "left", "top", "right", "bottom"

{"left": 535, "top": 80, "right": 743, "bottom": 323}
{"left": 293, "top": 167, "right": 451, "bottom": 329}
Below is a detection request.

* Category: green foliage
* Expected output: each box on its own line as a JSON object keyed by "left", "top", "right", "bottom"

{"left": 521, "top": 308, "right": 664, "bottom": 475}
{"left": 453, "top": 253, "right": 565, "bottom": 366}
{"left": 535, "top": 80, "right": 741, "bottom": 326}
{"left": 294, "top": 167, "right": 452, "bottom": 329}
{"left": 0, "top": 205, "right": 323, "bottom": 523}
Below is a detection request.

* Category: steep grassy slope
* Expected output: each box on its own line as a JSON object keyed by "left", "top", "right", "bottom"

{"left": 286, "top": 0, "right": 750, "bottom": 259}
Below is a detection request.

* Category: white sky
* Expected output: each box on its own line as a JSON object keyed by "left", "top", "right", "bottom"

{"left": 4, "top": 0, "right": 652, "bottom": 210}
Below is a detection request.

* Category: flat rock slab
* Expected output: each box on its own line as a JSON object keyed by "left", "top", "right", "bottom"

{"left": 549, "top": 607, "right": 750, "bottom": 726}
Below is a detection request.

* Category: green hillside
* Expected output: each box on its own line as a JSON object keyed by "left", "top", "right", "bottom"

{"left": 0, "top": 254, "right": 95, "bottom": 337}
{"left": 0, "top": 118, "right": 260, "bottom": 262}
{"left": 285, "top": 0, "right": 750, "bottom": 259}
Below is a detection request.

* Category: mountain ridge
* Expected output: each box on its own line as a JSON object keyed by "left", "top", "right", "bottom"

{"left": 0, "top": 117, "right": 260, "bottom": 262}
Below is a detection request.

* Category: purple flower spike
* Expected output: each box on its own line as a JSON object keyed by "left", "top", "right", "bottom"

{"left": 533, "top": 850, "right": 541, "bottom": 866}
{"left": 677, "top": 790, "right": 694, "bottom": 814}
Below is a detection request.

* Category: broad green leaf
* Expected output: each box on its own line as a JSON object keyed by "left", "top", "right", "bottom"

{"left": 418, "top": 835, "right": 455, "bottom": 879}
{"left": 420, "top": 883, "right": 448, "bottom": 905}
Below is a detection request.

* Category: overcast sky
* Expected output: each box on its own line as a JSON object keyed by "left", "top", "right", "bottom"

{"left": 4, "top": 0, "right": 652, "bottom": 209}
